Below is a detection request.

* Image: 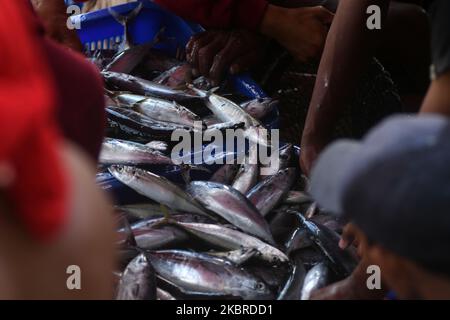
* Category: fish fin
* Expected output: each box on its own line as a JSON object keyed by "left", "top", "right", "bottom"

{"left": 108, "top": 2, "right": 143, "bottom": 25}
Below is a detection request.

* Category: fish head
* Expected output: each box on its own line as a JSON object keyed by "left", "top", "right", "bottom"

{"left": 109, "top": 165, "right": 138, "bottom": 184}
{"left": 241, "top": 278, "right": 273, "bottom": 299}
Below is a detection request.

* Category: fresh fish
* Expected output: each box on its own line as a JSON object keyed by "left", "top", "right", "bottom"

{"left": 114, "top": 93, "right": 201, "bottom": 128}
{"left": 147, "top": 250, "right": 274, "bottom": 299}
{"left": 246, "top": 168, "right": 297, "bottom": 217}
{"left": 204, "top": 121, "right": 245, "bottom": 134}
{"left": 175, "top": 222, "right": 288, "bottom": 264}
{"left": 109, "top": 166, "right": 209, "bottom": 216}
{"left": 187, "top": 181, "right": 274, "bottom": 244}
{"left": 277, "top": 253, "right": 307, "bottom": 300}
{"left": 192, "top": 76, "right": 213, "bottom": 91}
{"left": 116, "top": 203, "right": 165, "bottom": 221}
{"left": 284, "top": 191, "right": 312, "bottom": 205}
{"left": 105, "top": 42, "right": 153, "bottom": 74}
{"left": 206, "top": 248, "right": 259, "bottom": 266}
{"left": 301, "top": 263, "right": 331, "bottom": 300}
{"left": 146, "top": 141, "right": 168, "bottom": 152}
{"left": 157, "top": 288, "right": 176, "bottom": 300}
{"left": 240, "top": 98, "right": 277, "bottom": 120}
{"left": 118, "top": 226, "right": 189, "bottom": 250}
{"left": 292, "top": 211, "right": 359, "bottom": 278}
{"left": 260, "top": 144, "right": 294, "bottom": 178}
{"left": 106, "top": 107, "right": 190, "bottom": 139}
{"left": 190, "top": 87, "right": 269, "bottom": 147}
{"left": 202, "top": 115, "right": 221, "bottom": 127}
{"left": 154, "top": 64, "right": 192, "bottom": 88}
{"left": 108, "top": 2, "right": 143, "bottom": 51}
{"left": 210, "top": 164, "right": 240, "bottom": 185}
{"left": 142, "top": 49, "right": 182, "bottom": 73}
{"left": 246, "top": 264, "right": 291, "bottom": 291}
{"left": 130, "top": 213, "right": 215, "bottom": 230}
{"left": 285, "top": 227, "right": 313, "bottom": 255}
{"left": 103, "top": 72, "right": 202, "bottom": 104}
{"left": 100, "top": 138, "right": 173, "bottom": 166}
{"left": 232, "top": 145, "right": 259, "bottom": 194}
{"left": 116, "top": 253, "right": 157, "bottom": 300}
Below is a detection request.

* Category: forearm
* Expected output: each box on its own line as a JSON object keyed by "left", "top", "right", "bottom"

{"left": 303, "top": 0, "right": 389, "bottom": 140}
{"left": 420, "top": 73, "right": 450, "bottom": 116}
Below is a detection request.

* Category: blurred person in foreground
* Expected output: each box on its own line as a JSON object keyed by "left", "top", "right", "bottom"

{"left": 305, "top": 0, "right": 450, "bottom": 300}
{"left": 0, "top": 1, "right": 115, "bottom": 299}
{"left": 309, "top": 115, "right": 450, "bottom": 299}
{"left": 31, "top": 0, "right": 106, "bottom": 161}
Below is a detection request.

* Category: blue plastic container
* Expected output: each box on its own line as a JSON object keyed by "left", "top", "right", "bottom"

{"left": 77, "top": 1, "right": 281, "bottom": 204}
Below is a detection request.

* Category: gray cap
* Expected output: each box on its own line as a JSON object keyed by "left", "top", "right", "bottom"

{"left": 310, "top": 115, "right": 450, "bottom": 276}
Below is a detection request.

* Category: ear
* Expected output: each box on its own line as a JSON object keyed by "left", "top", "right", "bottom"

{"left": 367, "top": 245, "right": 420, "bottom": 299}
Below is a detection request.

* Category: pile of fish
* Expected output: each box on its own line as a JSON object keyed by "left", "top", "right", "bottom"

{"left": 92, "top": 39, "right": 359, "bottom": 300}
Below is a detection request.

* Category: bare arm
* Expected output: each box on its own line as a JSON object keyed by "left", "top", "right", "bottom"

{"left": 420, "top": 72, "right": 450, "bottom": 116}
{"left": 301, "top": 0, "right": 390, "bottom": 174}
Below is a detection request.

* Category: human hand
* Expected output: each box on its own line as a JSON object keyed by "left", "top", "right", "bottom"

{"left": 186, "top": 29, "right": 268, "bottom": 86}
{"left": 260, "top": 5, "right": 333, "bottom": 62}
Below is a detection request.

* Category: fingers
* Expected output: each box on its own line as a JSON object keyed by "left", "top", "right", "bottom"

{"left": 197, "top": 36, "right": 229, "bottom": 77}
{"left": 209, "top": 33, "right": 248, "bottom": 84}
{"left": 229, "top": 50, "right": 261, "bottom": 75}
{"left": 186, "top": 32, "right": 216, "bottom": 75}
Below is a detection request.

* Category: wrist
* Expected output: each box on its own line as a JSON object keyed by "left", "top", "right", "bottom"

{"left": 259, "top": 4, "right": 286, "bottom": 39}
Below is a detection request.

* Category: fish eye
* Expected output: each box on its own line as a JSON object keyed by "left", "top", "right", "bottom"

{"left": 256, "top": 282, "right": 265, "bottom": 291}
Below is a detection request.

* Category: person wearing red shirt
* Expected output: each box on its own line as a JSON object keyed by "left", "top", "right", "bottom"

{"left": 32, "top": 0, "right": 106, "bottom": 161}
{"left": 0, "top": 0, "right": 115, "bottom": 299}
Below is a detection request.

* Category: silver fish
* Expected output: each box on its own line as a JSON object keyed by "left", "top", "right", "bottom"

{"left": 285, "top": 227, "right": 313, "bottom": 255}
{"left": 103, "top": 72, "right": 201, "bottom": 103}
{"left": 260, "top": 144, "right": 294, "bottom": 178}
{"left": 114, "top": 93, "right": 201, "bottom": 128}
{"left": 232, "top": 145, "right": 259, "bottom": 194}
{"left": 109, "top": 166, "right": 208, "bottom": 216}
{"left": 146, "top": 141, "right": 169, "bottom": 152}
{"left": 107, "top": 2, "right": 143, "bottom": 52}
{"left": 176, "top": 222, "right": 288, "bottom": 264}
{"left": 190, "top": 87, "right": 269, "bottom": 147}
{"left": 147, "top": 250, "right": 274, "bottom": 299}
{"left": 277, "top": 253, "right": 307, "bottom": 300}
{"left": 106, "top": 106, "right": 190, "bottom": 138}
{"left": 115, "top": 203, "right": 165, "bottom": 221}
{"left": 247, "top": 168, "right": 297, "bottom": 217}
{"left": 210, "top": 164, "right": 240, "bottom": 185}
{"left": 301, "top": 263, "right": 331, "bottom": 300}
{"left": 100, "top": 138, "right": 173, "bottom": 166}
{"left": 157, "top": 288, "right": 176, "bottom": 300}
{"left": 206, "top": 248, "right": 259, "bottom": 266}
{"left": 116, "top": 253, "right": 157, "bottom": 300}
{"left": 118, "top": 226, "right": 189, "bottom": 250}
{"left": 240, "top": 98, "right": 277, "bottom": 120}
{"left": 187, "top": 181, "right": 274, "bottom": 244}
